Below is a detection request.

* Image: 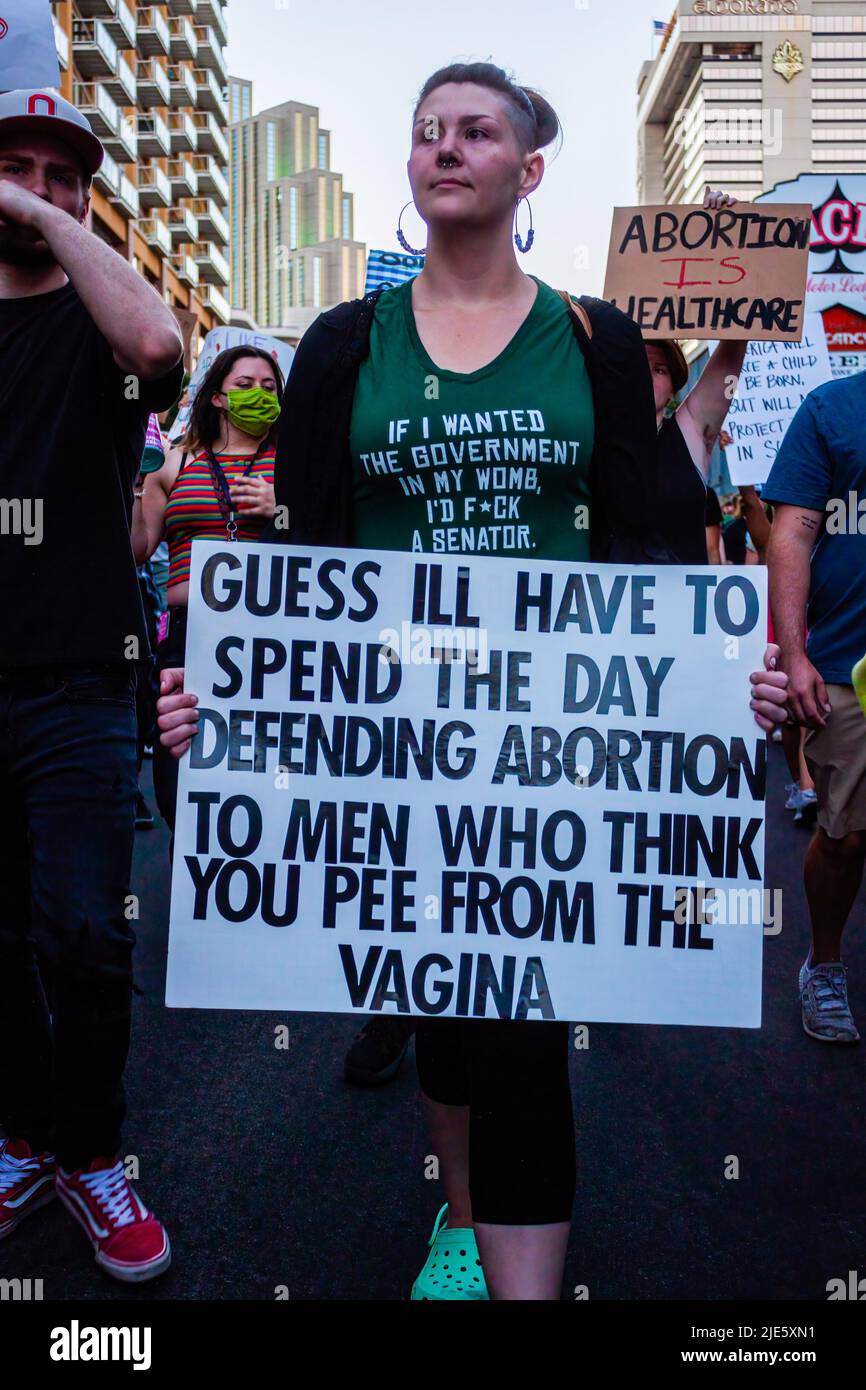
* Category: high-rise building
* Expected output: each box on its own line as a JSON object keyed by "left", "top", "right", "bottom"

{"left": 637, "top": 0, "right": 866, "bottom": 205}
{"left": 228, "top": 76, "right": 366, "bottom": 343}
{"left": 52, "top": 0, "right": 231, "bottom": 359}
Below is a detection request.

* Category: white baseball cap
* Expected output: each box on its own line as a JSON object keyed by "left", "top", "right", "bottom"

{"left": 0, "top": 88, "right": 104, "bottom": 176}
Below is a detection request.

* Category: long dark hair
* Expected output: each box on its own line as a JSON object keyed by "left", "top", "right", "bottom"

{"left": 414, "top": 61, "right": 561, "bottom": 155}
{"left": 183, "top": 346, "right": 285, "bottom": 452}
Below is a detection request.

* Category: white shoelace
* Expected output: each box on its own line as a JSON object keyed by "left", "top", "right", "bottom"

{"left": 81, "top": 1161, "right": 137, "bottom": 1228}
{"left": 0, "top": 1144, "right": 38, "bottom": 1196}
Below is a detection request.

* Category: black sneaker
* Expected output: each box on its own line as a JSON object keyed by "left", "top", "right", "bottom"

{"left": 344, "top": 1016, "right": 415, "bottom": 1086}
{"left": 135, "top": 792, "right": 155, "bottom": 830}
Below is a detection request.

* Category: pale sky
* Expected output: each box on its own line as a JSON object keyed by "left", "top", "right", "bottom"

{"left": 226, "top": 0, "right": 672, "bottom": 296}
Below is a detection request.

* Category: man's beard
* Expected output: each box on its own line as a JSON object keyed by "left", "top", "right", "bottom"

{"left": 0, "top": 224, "right": 57, "bottom": 269}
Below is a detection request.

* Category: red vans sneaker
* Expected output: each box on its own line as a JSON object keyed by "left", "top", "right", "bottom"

{"left": 0, "top": 1137, "right": 56, "bottom": 1238}
{"left": 56, "top": 1156, "right": 171, "bottom": 1283}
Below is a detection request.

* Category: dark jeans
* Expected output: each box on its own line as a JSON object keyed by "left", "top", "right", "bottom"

{"left": 0, "top": 666, "right": 138, "bottom": 1170}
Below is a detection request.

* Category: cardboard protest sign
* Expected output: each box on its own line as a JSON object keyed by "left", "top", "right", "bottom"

{"left": 721, "top": 312, "right": 833, "bottom": 486}
{"left": 0, "top": 1, "right": 60, "bottom": 91}
{"left": 167, "top": 328, "right": 295, "bottom": 441}
{"left": 166, "top": 543, "right": 767, "bottom": 1028}
{"left": 603, "top": 203, "right": 811, "bottom": 340}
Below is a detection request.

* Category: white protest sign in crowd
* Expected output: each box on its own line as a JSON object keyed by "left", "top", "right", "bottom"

{"left": 722, "top": 311, "right": 833, "bottom": 487}
{"left": 166, "top": 543, "right": 767, "bottom": 1029}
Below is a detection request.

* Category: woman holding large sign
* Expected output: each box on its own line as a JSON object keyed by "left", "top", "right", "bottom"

{"left": 158, "top": 63, "right": 790, "bottom": 1300}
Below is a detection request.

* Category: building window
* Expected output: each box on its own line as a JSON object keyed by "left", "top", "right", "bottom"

{"left": 289, "top": 185, "right": 298, "bottom": 250}
{"left": 231, "top": 84, "right": 241, "bottom": 123}
{"left": 267, "top": 122, "right": 277, "bottom": 181}
{"left": 298, "top": 258, "right": 305, "bottom": 306}
{"left": 242, "top": 86, "right": 251, "bottom": 119}
{"left": 342, "top": 194, "right": 351, "bottom": 240}
{"left": 318, "top": 132, "right": 327, "bottom": 170}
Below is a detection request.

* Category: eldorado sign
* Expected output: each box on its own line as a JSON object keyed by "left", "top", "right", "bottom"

{"left": 603, "top": 203, "right": 812, "bottom": 340}
{"left": 166, "top": 542, "right": 767, "bottom": 1028}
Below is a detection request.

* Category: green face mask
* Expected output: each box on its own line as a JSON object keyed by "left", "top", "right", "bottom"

{"left": 225, "top": 385, "right": 281, "bottom": 438}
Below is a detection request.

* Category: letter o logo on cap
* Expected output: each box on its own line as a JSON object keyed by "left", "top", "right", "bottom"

{"left": 27, "top": 93, "right": 57, "bottom": 116}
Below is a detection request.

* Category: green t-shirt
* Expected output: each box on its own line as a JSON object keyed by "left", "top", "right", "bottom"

{"left": 349, "top": 276, "right": 595, "bottom": 561}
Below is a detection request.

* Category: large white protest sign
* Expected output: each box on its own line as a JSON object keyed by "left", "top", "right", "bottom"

{"left": 721, "top": 312, "right": 833, "bottom": 487}
{"left": 0, "top": 2, "right": 60, "bottom": 90}
{"left": 166, "top": 543, "right": 767, "bottom": 1028}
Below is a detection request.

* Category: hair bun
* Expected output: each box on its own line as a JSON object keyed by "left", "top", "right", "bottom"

{"left": 520, "top": 87, "right": 560, "bottom": 150}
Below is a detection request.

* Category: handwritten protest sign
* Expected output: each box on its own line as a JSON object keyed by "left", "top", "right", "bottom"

{"left": 721, "top": 312, "right": 833, "bottom": 486}
{"left": 166, "top": 543, "right": 767, "bottom": 1027}
{"left": 603, "top": 203, "right": 811, "bottom": 340}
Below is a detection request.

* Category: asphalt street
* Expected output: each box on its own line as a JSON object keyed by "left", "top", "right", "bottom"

{"left": 3, "top": 742, "right": 865, "bottom": 1302}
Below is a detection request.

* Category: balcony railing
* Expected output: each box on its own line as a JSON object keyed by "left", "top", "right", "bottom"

{"left": 73, "top": 82, "right": 119, "bottom": 138}
{"left": 137, "top": 57, "right": 171, "bottom": 107}
{"left": 137, "top": 111, "right": 172, "bottom": 157}
{"left": 193, "top": 25, "right": 226, "bottom": 81}
{"left": 104, "top": 51, "right": 137, "bottom": 104}
{"left": 142, "top": 215, "right": 173, "bottom": 258}
{"left": 168, "top": 158, "right": 198, "bottom": 198}
{"left": 191, "top": 197, "right": 228, "bottom": 244}
{"left": 138, "top": 164, "right": 172, "bottom": 208}
{"left": 110, "top": 171, "right": 139, "bottom": 219}
{"left": 93, "top": 149, "right": 120, "bottom": 197}
{"left": 194, "top": 240, "right": 229, "bottom": 285}
{"left": 196, "top": 0, "right": 226, "bottom": 46}
{"left": 166, "top": 0, "right": 198, "bottom": 17}
{"left": 191, "top": 111, "right": 226, "bottom": 160}
{"left": 191, "top": 153, "right": 227, "bottom": 203}
{"left": 168, "top": 111, "right": 198, "bottom": 152}
{"left": 104, "top": 0, "right": 136, "bottom": 48}
{"left": 168, "top": 15, "right": 197, "bottom": 61}
{"left": 53, "top": 15, "right": 70, "bottom": 68}
{"left": 171, "top": 252, "right": 199, "bottom": 286}
{"left": 200, "top": 283, "right": 230, "bottom": 323}
{"left": 192, "top": 66, "right": 227, "bottom": 120}
{"left": 167, "top": 63, "right": 197, "bottom": 108}
{"left": 137, "top": 6, "right": 172, "bottom": 57}
{"left": 169, "top": 205, "right": 198, "bottom": 243}
{"left": 71, "top": 19, "right": 118, "bottom": 79}
{"left": 104, "top": 111, "right": 137, "bottom": 162}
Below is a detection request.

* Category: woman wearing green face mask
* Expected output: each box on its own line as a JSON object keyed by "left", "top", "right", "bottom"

{"left": 132, "top": 346, "right": 283, "bottom": 831}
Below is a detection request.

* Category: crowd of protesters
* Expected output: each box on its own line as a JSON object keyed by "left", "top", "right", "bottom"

{"left": 0, "top": 63, "right": 859, "bottom": 1301}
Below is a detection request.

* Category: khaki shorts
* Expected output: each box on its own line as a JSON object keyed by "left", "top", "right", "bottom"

{"left": 804, "top": 684, "right": 866, "bottom": 838}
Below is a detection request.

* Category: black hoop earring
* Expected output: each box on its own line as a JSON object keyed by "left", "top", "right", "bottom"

{"left": 396, "top": 202, "right": 426, "bottom": 257}
{"left": 514, "top": 197, "right": 535, "bottom": 254}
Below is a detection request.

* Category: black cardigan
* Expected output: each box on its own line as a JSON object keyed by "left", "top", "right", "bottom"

{"left": 267, "top": 287, "right": 669, "bottom": 562}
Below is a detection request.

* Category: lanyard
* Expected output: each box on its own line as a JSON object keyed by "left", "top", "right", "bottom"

{"left": 204, "top": 446, "right": 261, "bottom": 542}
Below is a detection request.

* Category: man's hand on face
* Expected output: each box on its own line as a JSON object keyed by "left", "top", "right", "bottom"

{"left": 0, "top": 179, "right": 52, "bottom": 231}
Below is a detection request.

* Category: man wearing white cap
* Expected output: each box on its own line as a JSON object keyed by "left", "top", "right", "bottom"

{"left": 0, "top": 89, "right": 182, "bottom": 1283}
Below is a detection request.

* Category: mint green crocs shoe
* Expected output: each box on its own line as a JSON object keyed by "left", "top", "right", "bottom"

{"left": 410, "top": 1204, "right": 489, "bottom": 1300}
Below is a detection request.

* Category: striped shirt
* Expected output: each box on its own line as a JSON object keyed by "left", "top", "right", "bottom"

{"left": 164, "top": 447, "right": 276, "bottom": 587}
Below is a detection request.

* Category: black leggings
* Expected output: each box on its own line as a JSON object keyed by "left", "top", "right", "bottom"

{"left": 415, "top": 1017, "right": 575, "bottom": 1225}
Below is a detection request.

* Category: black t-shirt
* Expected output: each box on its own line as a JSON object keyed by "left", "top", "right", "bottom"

{"left": 0, "top": 282, "right": 183, "bottom": 668}
{"left": 656, "top": 415, "right": 709, "bottom": 565}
